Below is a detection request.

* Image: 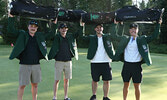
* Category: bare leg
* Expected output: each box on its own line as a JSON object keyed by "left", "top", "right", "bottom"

{"left": 103, "top": 81, "right": 110, "bottom": 97}
{"left": 53, "top": 80, "right": 60, "bottom": 99}
{"left": 123, "top": 82, "right": 130, "bottom": 100}
{"left": 92, "top": 81, "right": 98, "bottom": 95}
{"left": 31, "top": 83, "right": 38, "bottom": 100}
{"left": 133, "top": 83, "right": 141, "bottom": 100}
{"left": 17, "top": 85, "right": 26, "bottom": 100}
{"left": 64, "top": 79, "right": 69, "bottom": 99}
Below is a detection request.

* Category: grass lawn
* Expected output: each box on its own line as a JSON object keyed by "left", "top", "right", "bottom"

{"left": 0, "top": 45, "right": 167, "bottom": 100}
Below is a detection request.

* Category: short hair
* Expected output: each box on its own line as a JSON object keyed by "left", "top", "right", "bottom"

{"left": 28, "top": 20, "right": 38, "bottom": 27}
{"left": 95, "top": 24, "right": 103, "bottom": 28}
{"left": 129, "top": 23, "right": 138, "bottom": 29}
{"left": 58, "top": 23, "right": 68, "bottom": 29}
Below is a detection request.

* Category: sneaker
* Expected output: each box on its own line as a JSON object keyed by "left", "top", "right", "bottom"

{"left": 103, "top": 97, "right": 110, "bottom": 100}
{"left": 64, "top": 98, "right": 71, "bottom": 100}
{"left": 90, "top": 95, "right": 97, "bottom": 100}
{"left": 52, "top": 99, "right": 56, "bottom": 100}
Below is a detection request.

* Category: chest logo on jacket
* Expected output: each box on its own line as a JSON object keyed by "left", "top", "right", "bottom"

{"left": 107, "top": 41, "right": 112, "bottom": 47}
{"left": 41, "top": 41, "right": 46, "bottom": 49}
{"left": 142, "top": 45, "right": 148, "bottom": 52}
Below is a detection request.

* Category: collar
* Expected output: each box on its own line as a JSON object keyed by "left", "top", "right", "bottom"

{"left": 96, "top": 33, "right": 104, "bottom": 38}
{"left": 130, "top": 36, "right": 138, "bottom": 40}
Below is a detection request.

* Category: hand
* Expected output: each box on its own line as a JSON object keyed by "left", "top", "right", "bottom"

{"left": 53, "top": 18, "right": 57, "bottom": 24}
{"left": 80, "top": 18, "right": 85, "bottom": 26}
{"left": 8, "top": 12, "right": 14, "bottom": 17}
{"left": 120, "top": 21, "right": 123, "bottom": 25}
{"left": 159, "top": 18, "right": 162, "bottom": 25}
{"left": 114, "top": 19, "right": 123, "bottom": 25}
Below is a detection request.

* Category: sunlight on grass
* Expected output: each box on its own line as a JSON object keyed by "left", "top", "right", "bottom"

{"left": 0, "top": 82, "right": 18, "bottom": 88}
{"left": 78, "top": 52, "right": 87, "bottom": 55}
{"left": 0, "top": 47, "right": 167, "bottom": 100}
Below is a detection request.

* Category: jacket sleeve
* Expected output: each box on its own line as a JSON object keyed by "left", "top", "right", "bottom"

{"left": 145, "top": 23, "right": 161, "bottom": 43}
{"left": 73, "top": 25, "right": 84, "bottom": 39}
{"left": 78, "top": 25, "right": 90, "bottom": 42}
{"left": 42, "top": 21, "right": 58, "bottom": 40}
{"left": 110, "top": 23, "right": 124, "bottom": 41}
{"left": 48, "top": 35, "right": 59, "bottom": 60}
{"left": 7, "top": 17, "right": 20, "bottom": 37}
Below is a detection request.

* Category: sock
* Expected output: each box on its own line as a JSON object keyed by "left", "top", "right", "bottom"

{"left": 53, "top": 96, "right": 57, "bottom": 99}
{"left": 93, "top": 95, "right": 96, "bottom": 98}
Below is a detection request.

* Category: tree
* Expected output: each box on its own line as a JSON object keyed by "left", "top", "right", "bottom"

{"left": 112, "top": 0, "right": 132, "bottom": 11}
{"left": 0, "top": 0, "right": 6, "bottom": 19}
{"left": 139, "top": 0, "right": 146, "bottom": 9}
{"left": 0, "top": 0, "right": 8, "bottom": 44}
{"left": 146, "top": 0, "right": 167, "bottom": 44}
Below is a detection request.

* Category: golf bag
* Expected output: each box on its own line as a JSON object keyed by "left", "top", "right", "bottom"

{"left": 116, "top": 6, "right": 163, "bottom": 22}
{"left": 81, "top": 12, "right": 115, "bottom": 24}
{"left": 57, "top": 9, "right": 86, "bottom": 22}
{"left": 10, "top": 0, "right": 58, "bottom": 20}
{"left": 10, "top": 0, "right": 86, "bottom": 22}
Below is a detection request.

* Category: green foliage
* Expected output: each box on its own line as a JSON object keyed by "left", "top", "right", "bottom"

{"left": 0, "top": 17, "right": 16, "bottom": 45}
{"left": 147, "top": 0, "right": 167, "bottom": 44}
{"left": 0, "top": 0, "right": 7, "bottom": 19}
{"left": 139, "top": 0, "right": 146, "bottom": 9}
{"left": 34, "top": 0, "right": 55, "bottom": 6}
{"left": 149, "top": 43, "right": 167, "bottom": 54}
{"left": 112, "top": 0, "right": 132, "bottom": 10}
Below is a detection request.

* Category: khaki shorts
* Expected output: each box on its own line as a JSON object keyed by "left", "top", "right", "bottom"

{"left": 55, "top": 61, "right": 72, "bottom": 80}
{"left": 19, "top": 64, "right": 41, "bottom": 86}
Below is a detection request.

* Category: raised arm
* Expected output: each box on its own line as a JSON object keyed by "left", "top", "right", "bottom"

{"left": 7, "top": 13, "right": 20, "bottom": 37}
{"left": 72, "top": 23, "right": 84, "bottom": 39}
{"left": 145, "top": 19, "right": 162, "bottom": 43}
{"left": 110, "top": 20, "right": 124, "bottom": 41}
{"left": 78, "top": 20, "right": 90, "bottom": 41}
{"left": 42, "top": 19, "right": 58, "bottom": 40}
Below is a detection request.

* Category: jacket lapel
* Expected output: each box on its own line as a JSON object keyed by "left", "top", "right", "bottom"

{"left": 95, "top": 35, "right": 98, "bottom": 47}
{"left": 136, "top": 36, "right": 140, "bottom": 48}
{"left": 125, "top": 36, "right": 131, "bottom": 47}
{"left": 25, "top": 32, "right": 30, "bottom": 45}
{"left": 102, "top": 34, "right": 106, "bottom": 48}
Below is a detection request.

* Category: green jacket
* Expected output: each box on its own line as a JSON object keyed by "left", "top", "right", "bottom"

{"left": 112, "top": 23, "right": 161, "bottom": 66}
{"left": 8, "top": 17, "right": 57, "bottom": 60}
{"left": 48, "top": 26, "right": 83, "bottom": 60}
{"left": 79, "top": 24, "right": 115, "bottom": 60}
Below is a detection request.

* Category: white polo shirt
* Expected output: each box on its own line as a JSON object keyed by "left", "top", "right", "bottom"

{"left": 124, "top": 36, "right": 142, "bottom": 62}
{"left": 91, "top": 37, "right": 111, "bottom": 63}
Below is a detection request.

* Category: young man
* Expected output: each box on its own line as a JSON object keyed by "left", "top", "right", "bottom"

{"left": 80, "top": 22, "right": 116, "bottom": 100}
{"left": 113, "top": 19, "right": 162, "bottom": 100}
{"left": 8, "top": 13, "right": 57, "bottom": 100}
{"left": 48, "top": 23, "right": 83, "bottom": 100}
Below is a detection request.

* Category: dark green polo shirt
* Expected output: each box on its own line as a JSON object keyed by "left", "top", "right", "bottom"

{"left": 19, "top": 35, "right": 42, "bottom": 64}
{"left": 55, "top": 37, "right": 72, "bottom": 61}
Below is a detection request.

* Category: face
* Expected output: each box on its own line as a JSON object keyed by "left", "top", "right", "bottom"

{"left": 129, "top": 27, "right": 138, "bottom": 37}
{"left": 59, "top": 27, "right": 68, "bottom": 36}
{"left": 28, "top": 24, "right": 38, "bottom": 34}
{"left": 95, "top": 25, "right": 103, "bottom": 34}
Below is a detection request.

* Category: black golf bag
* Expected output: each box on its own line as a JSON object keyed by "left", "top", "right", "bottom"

{"left": 10, "top": 0, "right": 86, "bottom": 22}
{"left": 10, "top": 0, "right": 57, "bottom": 20}
{"left": 81, "top": 12, "right": 115, "bottom": 24}
{"left": 116, "top": 6, "right": 163, "bottom": 22}
{"left": 57, "top": 9, "right": 86, "bottom": 22}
